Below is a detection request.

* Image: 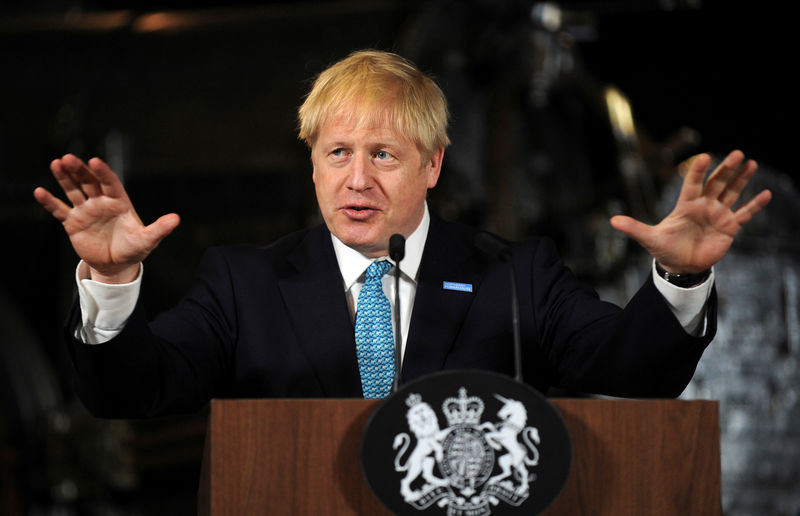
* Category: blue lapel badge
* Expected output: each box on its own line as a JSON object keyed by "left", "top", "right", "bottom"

{"left": 443, "top": 281, "right": 472, "bottom": 293}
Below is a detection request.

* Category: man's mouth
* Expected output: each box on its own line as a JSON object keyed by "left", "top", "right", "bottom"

{"left": 342, "top": 205, "right": 379, "bottom": 220}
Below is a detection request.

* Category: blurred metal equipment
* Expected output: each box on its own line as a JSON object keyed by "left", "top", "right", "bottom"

{"left": 1, "top": 287, "right": 61, "bottom": 515}
{"left": 400, "top": 0, "right": 701, "bottom": 281}
{"left": 0, "top": 287, "right": 136, "bottom": 515}
{"left": 604, "top": 85, "right": 657, "bottom": 223}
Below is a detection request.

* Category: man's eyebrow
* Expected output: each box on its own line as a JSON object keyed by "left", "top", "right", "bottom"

{"left": 320, "top": 139, "right": 351, "bottom": 149}
{"left": 367, "top": 135, "right": 406, "bottom": 147}
{"left": 369, "top": 140, "right": 400, "bottom": 148}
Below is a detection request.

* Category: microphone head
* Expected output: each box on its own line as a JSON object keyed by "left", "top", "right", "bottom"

{"left": 389, "top": 234, "right": 406, "bottom": 262}
{"left": 474, "top": 232, "right": 511, "bottom": 261}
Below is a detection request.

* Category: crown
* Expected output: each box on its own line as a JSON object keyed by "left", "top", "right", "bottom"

{"left": 442, "top": 387, "right": 484, "bottom": 426}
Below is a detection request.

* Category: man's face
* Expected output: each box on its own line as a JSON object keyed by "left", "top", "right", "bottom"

{"left": 311, "top": 119, "right": 443, "bottom": 257}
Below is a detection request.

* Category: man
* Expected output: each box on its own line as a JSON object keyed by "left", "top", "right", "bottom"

{"left": 34, "top": 50, "right": 771, "bottom": 417}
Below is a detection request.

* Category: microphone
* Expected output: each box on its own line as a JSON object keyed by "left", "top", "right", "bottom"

{"left": 389, "top": 233, "right": 405, "bottom": 392}
{"left": 389, "top": 234, "right": 405, "bottom": 262}
{"left": 474, "top": 232, "right": 523, "bottom": 383}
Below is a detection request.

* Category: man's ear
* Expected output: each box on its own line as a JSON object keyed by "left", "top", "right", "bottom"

{"left": 426, "top": 147, "right": 445, "bottom": 189}
{"left": 310, "top": 148, "right": 318, "bottom": 184}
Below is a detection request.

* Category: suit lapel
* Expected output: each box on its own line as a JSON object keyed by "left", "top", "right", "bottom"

{"left": 402, "top": 216, "right": 486, "bottom": 382}
{"left": 278, "top": 226, "right": 362, "bottom": 397}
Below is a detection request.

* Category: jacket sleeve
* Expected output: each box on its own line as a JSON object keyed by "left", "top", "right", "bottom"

{"left": 525, "top": 237, "right": 716, "bottom": 398}
{"left": 65, "top": 247, "right": 238, "bottom": 418}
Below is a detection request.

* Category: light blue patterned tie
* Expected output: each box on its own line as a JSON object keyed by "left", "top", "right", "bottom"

{"left": 355, "top": 260, "right": 395, "bottom": 399}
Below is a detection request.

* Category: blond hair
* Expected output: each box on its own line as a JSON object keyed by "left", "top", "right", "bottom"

{"left": 298, "top": 50, "right": 450, "bottom": 158}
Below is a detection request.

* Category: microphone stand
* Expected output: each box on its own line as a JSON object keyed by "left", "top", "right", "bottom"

{"left": 508, "top": 257, "right": 523, "bottom": 383}
{"left": 389, "top": 234, "right": 406, "bottom": 393}
{"left": 474, "top": 232, "right": 523, "bottom": 383}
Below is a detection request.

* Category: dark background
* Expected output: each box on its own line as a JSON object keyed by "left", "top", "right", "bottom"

{"left": 1, "top": 1, "right": 795, "bottom": 514}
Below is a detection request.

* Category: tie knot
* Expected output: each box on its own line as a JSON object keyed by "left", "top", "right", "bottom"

{"left": 366, "top": 260, "right": 393, "bottom": 281}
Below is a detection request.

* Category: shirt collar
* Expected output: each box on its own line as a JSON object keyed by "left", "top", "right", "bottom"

{"left": 332, "top": 203, "right": 430, "bottom": 291}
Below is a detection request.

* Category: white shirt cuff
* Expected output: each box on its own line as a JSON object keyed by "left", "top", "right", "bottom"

{"left": 651, "top": 260, "right": 714, "bottom": 336}
{"left": 76, "top": 261, "right": 142, "bottom": 344}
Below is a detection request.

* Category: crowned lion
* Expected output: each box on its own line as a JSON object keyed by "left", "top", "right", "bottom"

{"left": 393, "top": 395, "right": 450, "bottom": 502}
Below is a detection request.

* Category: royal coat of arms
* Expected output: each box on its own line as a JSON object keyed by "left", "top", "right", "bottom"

{"left": 392, "top": 387, "right": 542, "bottom": 516}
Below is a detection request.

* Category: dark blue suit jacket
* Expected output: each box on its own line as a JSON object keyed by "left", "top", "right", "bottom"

{"left": 67, "top": 216, "right": 715, "bottom": 417}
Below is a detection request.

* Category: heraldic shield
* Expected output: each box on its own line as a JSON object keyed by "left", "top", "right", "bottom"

{"left": 361, "top": 371, "right": 572, "bottom": 516}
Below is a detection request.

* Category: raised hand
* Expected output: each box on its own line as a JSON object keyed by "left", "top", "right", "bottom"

{"left": 610, "top": 150, "right": 772, "bottom": 274}
{"left": 33, "top": 154, "right": 180, "bottom": 283}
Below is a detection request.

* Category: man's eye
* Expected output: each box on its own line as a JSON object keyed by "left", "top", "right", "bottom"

{"left": 375, "top": 150, "right": 390, "bottom": 160}
{"left": 331, "top": 148, "right": 345, "bottom": 157}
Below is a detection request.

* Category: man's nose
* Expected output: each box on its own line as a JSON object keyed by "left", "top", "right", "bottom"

{"left": 346, "top": 153, "right": 373, "bottom": 191}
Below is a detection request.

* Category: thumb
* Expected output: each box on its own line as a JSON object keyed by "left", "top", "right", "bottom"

{"left": 609, "top": 215, "right": 653, "bottom": 246}
{"left": 143, "top": 213, "right": 181, "bottom": 249}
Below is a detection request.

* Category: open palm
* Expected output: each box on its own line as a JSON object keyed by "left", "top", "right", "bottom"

{"left": 34, "top": 154, "right": 179, "bottom": 283}
{"left": 610, "top": 150, "right": 772, "bottom": 274}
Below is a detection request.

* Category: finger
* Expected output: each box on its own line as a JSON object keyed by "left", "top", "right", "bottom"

{"left": 677, "top": 153, "right": 711, "bottom": 202}
{"left": 33, "top": 186, "right": 72, "bottom": 221}
{"left": 60, "top": 154, "right": 103, "bottom": 198}
{"left": 142, "top": 213, "right": 181, "bottom": 250}
{"left": 719, "top": 158, "right": 758, "bottom": 208}
{"left": 88, "top": 157, "right": 129, "bottom": 199}
{"left": 703, "top": 150, "right": 745, "bottom": 199}
{"left": 51, "top": 157, "right": 88, "bottom": 206}
{"left": 610, "top": 215, "right": 655, "bottom": 247}
{"left": 734, "top": 189, "right": 772, "bottom": 225}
